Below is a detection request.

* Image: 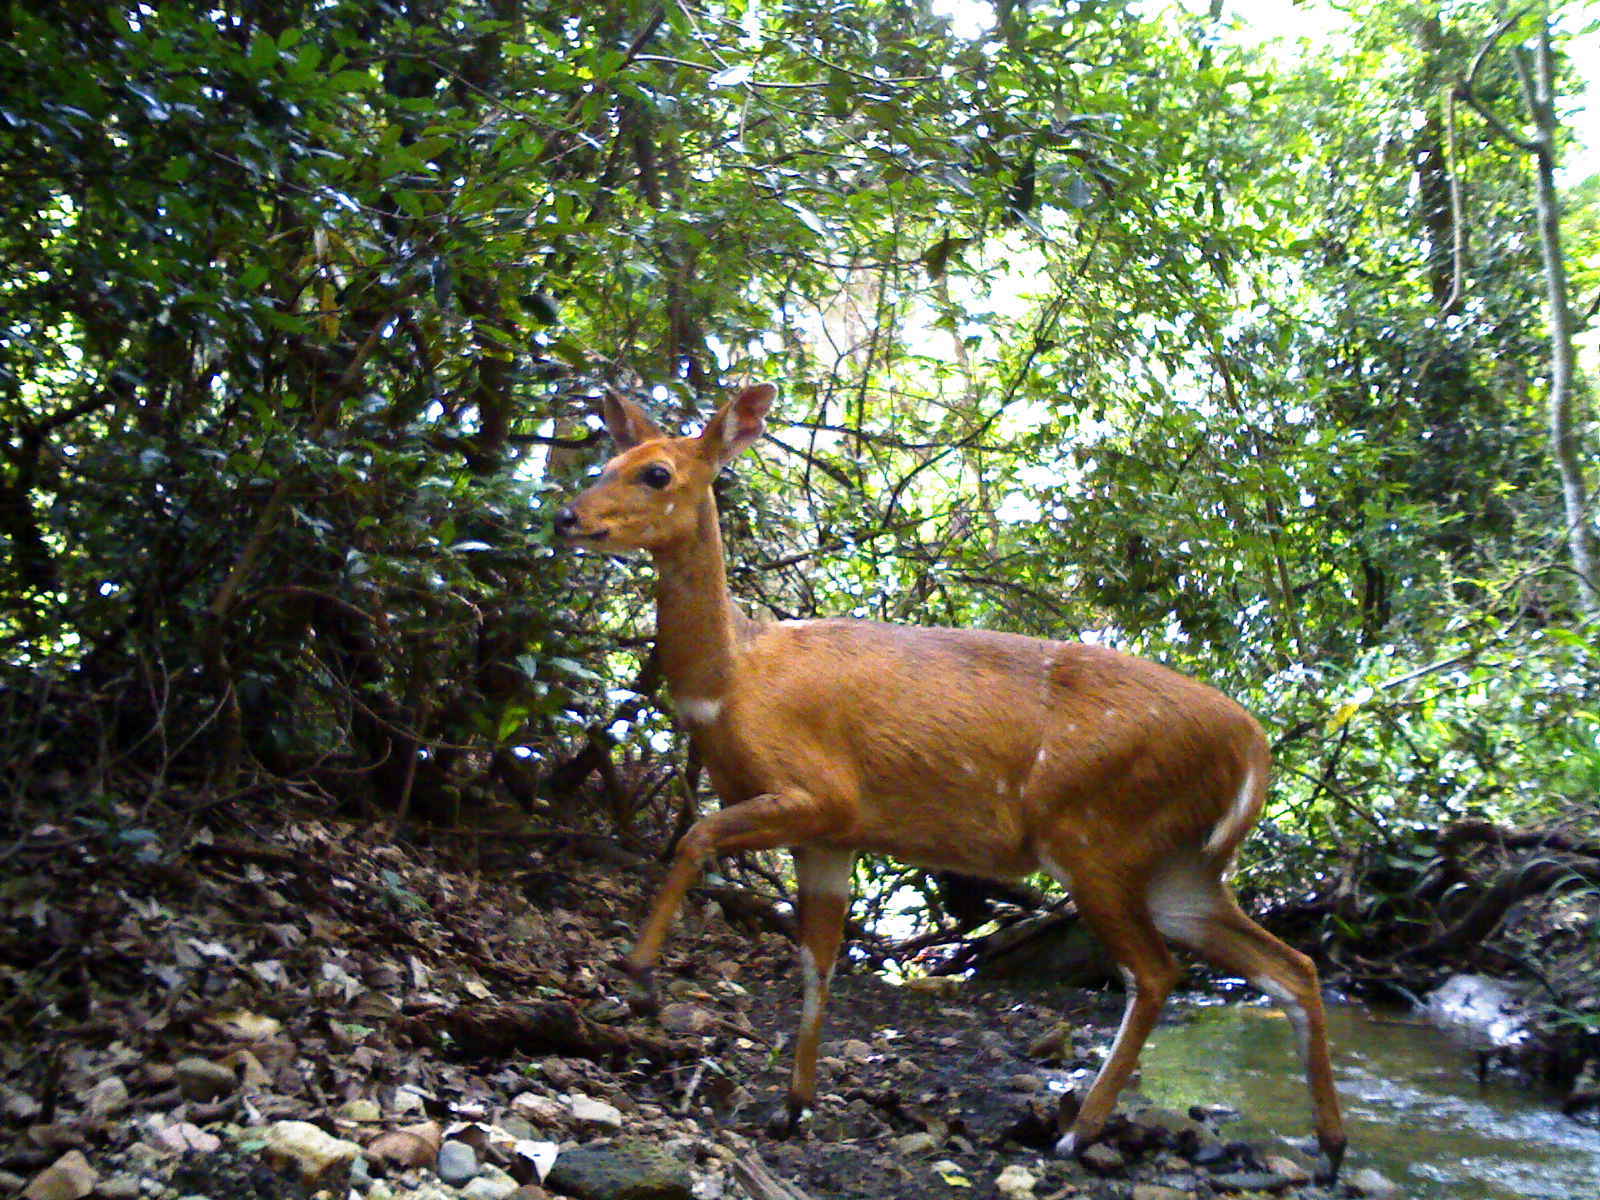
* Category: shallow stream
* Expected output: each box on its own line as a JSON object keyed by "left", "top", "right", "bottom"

{"left": 1137, "top": 1002, "right": 1600, "bottom": 1200}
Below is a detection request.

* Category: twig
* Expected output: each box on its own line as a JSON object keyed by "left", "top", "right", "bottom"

{"left": 731, "top": 1154, "right": 817, "bottom": 1200}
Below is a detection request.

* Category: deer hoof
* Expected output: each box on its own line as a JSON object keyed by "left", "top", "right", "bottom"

{"left": 618, "top": 960, "right": 658, "bottom": 1015}
{"left": 767, "top": 1096, "right": 807, "bottom": 1139}
{"left": 1314, "top": 1137, "right": 1347, "bottom": 1186}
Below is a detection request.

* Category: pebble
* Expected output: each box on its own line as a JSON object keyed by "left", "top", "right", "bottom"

{"left": 98, "top": 1177, "right": 141, "bottom": 1200}
{"left": 340, "top": 1098, "right": 383, "bottom": 1123}
{"left": 437, "top": 1140, "right": 480, "bottom": 1186}
{"left": 1208, "top": 1169, "right": 1292, "bottom": 1193}
{"left": 892, "top": 1131, "right": 938, "bottom": 1156}
{"left": 659, "top": 1003, "right": 717, "bottom": 1035}
{"left": 175, "top": 1057, "right": 237, "bottom": 1102}
{"left": 1347, "top": 1166, "right": 1404, "bottom": 1199}
{"left": 85, "top": 1076, "right": 130, "bottom": 1119}
{"left": 510, "top": 1093, "right": 566, "bottom": 1126}
{"left": 1079, "top": 1143, "right": 1126, "bottom": 1173}
{"left": 565, "top": 1094, "right": 623, "bottom": 1130}
{"left": 1131, "top": 1186, "right": 1191, "bottom": 1200}
{"left": 460, "top": 1166, "right": 521, "bottom": 1200}
{"left": 839, "top": 1039, "right": 874, "bottom": 1063}
{"left": 1263, "top": 1154, "right": 1311, "bottom": 1184}
{"left": 261, "top": 1120, "right": 364, "bottom": 1185}
{"left": 22, "top": 1151, "right": 96, "bottom": 1200}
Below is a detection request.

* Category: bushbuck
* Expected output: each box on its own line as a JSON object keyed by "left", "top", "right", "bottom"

{"left": 555, "top": 383, "right": 1345, "bottom": 1180}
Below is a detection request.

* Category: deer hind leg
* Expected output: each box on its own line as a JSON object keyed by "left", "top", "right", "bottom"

{"left": 1147, "top": 856, "right": 1347, "bottom": 1182}
{"left": 773, "top": 846, "right": 855, "bottom": 1134}
{"left": 625, "top": 789, "right": 844, "bottom": 1007}
{"left": 1042, "top": 852, "right": 1181, "bottom": 1159}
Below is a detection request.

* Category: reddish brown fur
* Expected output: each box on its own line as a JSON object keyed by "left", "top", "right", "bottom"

{"left": 557, "top": 384, "right": 1345, "bottom": 1179}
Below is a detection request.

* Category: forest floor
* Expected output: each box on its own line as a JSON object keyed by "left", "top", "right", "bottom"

{"left": 0, "top": 796, "right": 1448, "bottom": 1200}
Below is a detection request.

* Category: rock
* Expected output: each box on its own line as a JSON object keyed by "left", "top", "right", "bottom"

{"left": 1189, "top": 1139, "right": 1230, "bottom": 1167}
{"left": 839, "top": 1039, "right": 874, "bottom": 1063}
{"left": 1005, "top": 1073, "right": 1045, "bottom": 1093}
{"left": 175, "top": 1057, "right": 237, "bottom": 1102}
{"left": 1, "top": 1086, "right": 41, "bottom": 1123}
{"left": 23, "top": 1151, "right": 96, "bottom": 1200}
{"left": 510, "top": 1092, "right": 566, "bottom": 1126}
{"left": 1079, "top": 1143, "right": 1125, "bottom": 1174}
{"left": 366, "top": 1120, "right": 443, "bottom": 1169}
{"left": 993, "top": 1163, "right": 1038, "bottom": 1198}
{"left": 461, "top": 1166, "right": 521, "bottom": 1200}
{"left": 1131, "top": 1187, "right": 1191, "bottom": 1200}
{"left": 508, "top": 1188, "right": 551, "bottom": 1200}
{"left": 150, "top": 1121, "right": 221, "bottom": 1154}
{"left": 565, "top": 1094, "right": 624, "bottom": 1130}
{"left": 261, "top": 1119, "right": 363, "bottom": 1184}
{"left": 1262, "top": 1155, "right": 1311, "bottom": 1185}
{"left": 1026, "top": 1023, "right": 1073, "bottom": 1062}
{"left": 1131, "top": 1105, "right": 1205, "bottom": 1140}
{"left": 437, "top": 1140, "right": 480, "bottom": 1186}
{"left": 97, "top": 1175, "right": 142, "bottom": 1200}
{"left": 499, "top": 1115, "right": 536, "bottom": 1141}
{"left": 1208, "top": 1169, "right": 1292, "bottom": 1194}
{"left": 84, "top": 1076, "right": 130, "bottom": 1119}
{"left": 1347, "top": 1166, "right": 1404, "bottom": 1199}
{"left": 340, "top": 1098, "right": 383, "bottom": 1123}
{"left": 892, "top": 1131, "right": 938, "bottom": 1156}
{"left": 658, "top": 1003, "right": 717, "bottom": 1036}
{"left": 544, "top": 1141, "right": 692, "bottom": 1200}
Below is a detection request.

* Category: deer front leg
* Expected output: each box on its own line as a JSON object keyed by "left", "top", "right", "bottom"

{"left": 774, "top": 846, "right": 855, "bottom": 1135}
{"left": 624, "top": 789, "right": 846, "bottom": 1011}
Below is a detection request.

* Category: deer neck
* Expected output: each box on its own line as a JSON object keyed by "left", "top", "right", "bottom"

{"left": 652, "top": 495, "right": 746, "bottom": 710}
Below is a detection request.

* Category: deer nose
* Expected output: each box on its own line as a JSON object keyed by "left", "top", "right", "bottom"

{"left": 554, "top": 506, "right": 581, "bottom": 536}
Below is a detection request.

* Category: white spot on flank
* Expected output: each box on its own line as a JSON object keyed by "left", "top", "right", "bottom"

{"left": 676, "top": 696, "right": 722, "bottom": 724}
{"left": 663, "top": 501, "right": 676, "bottom": 516}
{"left": 1032, "top": 745, "right": 1049, "bottom": 770}
{"left": 1204, "top": 767, "right": 1259, "bottom": 855}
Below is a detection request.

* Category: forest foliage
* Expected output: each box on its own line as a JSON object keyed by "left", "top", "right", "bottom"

{"left": 2, "top": 0, "right": 1598, "bottom": 919}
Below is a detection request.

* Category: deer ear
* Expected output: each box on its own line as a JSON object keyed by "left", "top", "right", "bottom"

{"left": 601, "top": 391, "right": 666, "bottom": 449}
{"left": 698, "top": 383, "right": 775, "bottom": 467}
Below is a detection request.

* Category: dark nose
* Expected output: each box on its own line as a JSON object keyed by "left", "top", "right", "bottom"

{"left": 554, "top": 506, "right": 580, "bottom": 535}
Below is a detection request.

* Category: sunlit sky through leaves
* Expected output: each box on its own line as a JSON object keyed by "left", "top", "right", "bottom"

{"left": 929, "top": 0, "right": 1600, "bottom": 181}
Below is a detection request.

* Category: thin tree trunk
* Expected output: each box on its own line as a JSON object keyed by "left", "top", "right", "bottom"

{"left": 1519, "top": 25, "right": 1600, "bottom": 613}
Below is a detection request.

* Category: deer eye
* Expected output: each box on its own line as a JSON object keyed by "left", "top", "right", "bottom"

{"left": 638, "top": 463, "right": 672, "bottom": 490}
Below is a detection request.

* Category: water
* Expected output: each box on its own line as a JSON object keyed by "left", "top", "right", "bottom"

{"left": 1135, "top": 1002, "right": 1600, "bottom": 1200}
